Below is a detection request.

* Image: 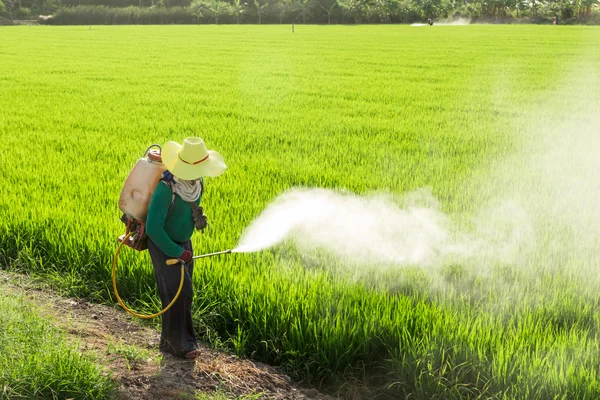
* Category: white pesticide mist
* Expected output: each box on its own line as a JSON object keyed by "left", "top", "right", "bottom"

{"left": 233, "top": 188, "right": 455, "bottom": 266}
{"left": 235, "top": 56, "right": 600, "bottom": 285}
{"left": 435, "top": 17, "right": 472, "bottom": 25}
{"left": 411, "top": 18, "right": 471, "bottom": 26}
{"left": 233, "top": 188, "right": 528, "bottom": 268}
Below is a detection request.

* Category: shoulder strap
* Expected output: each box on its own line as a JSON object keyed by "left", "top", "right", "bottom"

{"left": 162, "top": 180, "right": 176, "bottom": 216}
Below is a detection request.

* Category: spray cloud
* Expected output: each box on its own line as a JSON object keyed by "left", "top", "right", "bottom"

{"left": 235, "top": 54, "right": 600, "bottom": 284}
{"left": 234, "top": 188, "right": 531, "bottom": 270}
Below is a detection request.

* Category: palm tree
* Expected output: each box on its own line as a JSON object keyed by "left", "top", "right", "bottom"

{"left": 513, "top": 0, "right": 526, "bottom": 16}
{"left": 295, "top": 0, "right": 314, "bottom": 22}
{"left": 254, "top": 0, "right": 269, "bottom": 23}
{"left": 319, "top": 0, "right": 337, "bottom": 23}
{"left": 530, "top": 0, "right": 539, "bottom": 17}
{"left": 371, "top": 0, "right": 392, "bottom": 22}
{"left": 231, "top": 0, "right": 247, "bottom": 23}
{"left": 274, "top": 0, "right": 292, "bottom": 22}
{"left": 413, "top": 0, "right": 441, "bottom": 18}
{"left": 198, "top": 0, "right": 228, "bottom": 23}
{"left": 578, "top": 0, "right": 596, "bottom": 16}
{"left": 338, "top": 0, "right": 366, "bottom": 22}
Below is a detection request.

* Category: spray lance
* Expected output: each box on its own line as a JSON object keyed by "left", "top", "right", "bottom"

{"left": 113, "top": 144, "right": 234, "bottom": 319}
{"left": 165, "top": 249, "right": 232, "bottom": 265}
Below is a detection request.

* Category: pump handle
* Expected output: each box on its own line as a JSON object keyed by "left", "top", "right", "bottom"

{"left": 143, "top": 144, "right": 162, "bottom": 157}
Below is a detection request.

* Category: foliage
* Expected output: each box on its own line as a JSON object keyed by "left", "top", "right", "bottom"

{"left": 292, "top": 0, "right": 313, "bottom": 21}
{"left": 230, "top": 0, "right": 247, "bottom": 23}
{"left": 252, "top": 0, "right": 268, "bottom": 23}
{"left": 12, "top": 5, "right": 29, "bottom": 16}
{"left": 337, "top": 0, "right": 365, "bottom": 21}
{"left": 48, "top": 5, "right": 195, "bottom": 24}
{"left": 190, "top": 0, "right": 230, "bottom": 22}
{"left": 318, "top": 0, "right": 336, "bottom": 22}
{"left": 32, "top": 0, "right": 60, "bottom": 15}
{"left": 272, "top": 0, "right": 292, "bottom": 21}
{"left": 32, "top": 0, "right": 600, "bottom": 23}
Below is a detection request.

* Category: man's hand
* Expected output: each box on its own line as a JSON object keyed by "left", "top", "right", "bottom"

{"left": 191, "top": 204, "right": 208, "bottom": 232}
{"left": 179, "top": 250, "right": 193, "bottom": 264}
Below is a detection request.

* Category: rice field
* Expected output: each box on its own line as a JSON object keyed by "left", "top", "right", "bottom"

{"left": 0, "top": 287, "right": 115, "bottom": 399}
{"left": 1, "top": 25, "right": 600, "bottom": 398}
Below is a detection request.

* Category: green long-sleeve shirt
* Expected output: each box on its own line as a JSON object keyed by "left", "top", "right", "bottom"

{"left": 146, "top": 181, "right": 201, "bottom": 258}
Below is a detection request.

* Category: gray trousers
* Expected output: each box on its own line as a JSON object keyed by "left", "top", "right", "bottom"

{"left": 147, "top": 238, "right": 197, "bottom": 358}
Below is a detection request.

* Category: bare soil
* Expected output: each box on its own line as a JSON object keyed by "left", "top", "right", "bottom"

{"left": 0, "top": 271, "right": 334, "bottom": 400}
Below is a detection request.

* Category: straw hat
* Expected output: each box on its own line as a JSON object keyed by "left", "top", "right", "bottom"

{"left": 162, "top": 137, "right": 226, "bottom": 180}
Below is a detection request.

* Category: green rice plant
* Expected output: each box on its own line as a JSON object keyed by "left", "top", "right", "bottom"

{"left": 106, "top": 340, "right": 155, "bottom": 371}
{"left": 0, "top": 294, "right": 115, "bottom": 399}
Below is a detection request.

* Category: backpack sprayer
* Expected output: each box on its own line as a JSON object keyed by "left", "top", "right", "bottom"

{"left": 113, "top": 145, "right": 230, "bottom": 319}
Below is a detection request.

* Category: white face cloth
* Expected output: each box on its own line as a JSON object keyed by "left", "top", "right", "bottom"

{"left": 173, "top": 177, "right": 203, "bottom": 202}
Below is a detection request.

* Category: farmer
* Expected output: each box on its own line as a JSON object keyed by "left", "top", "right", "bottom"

{"left": 146, "top": 137, "right": 226, "bottom": 359}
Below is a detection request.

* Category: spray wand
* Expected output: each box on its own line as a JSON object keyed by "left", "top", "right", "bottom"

{"left": 165, "top": 249, "right": 233, "bottom": 265}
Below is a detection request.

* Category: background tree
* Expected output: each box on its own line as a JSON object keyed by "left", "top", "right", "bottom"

{"left": 273, "top": 0, "right": 292, "bottom": 21}
{"left": 162, "top": 0, "right": 190, "bottom": 7}
{"left": 32, "top": 0, "right": 59, "bottom": 14}
{"left": 294, "top": 0, "right": 314, "bottom": 22}
{"left": 338, "top": 0, "right": 365, "bottom": 21}
{"left": 370, "top": 0, "right": 395, "bottom": 22}
{"left": 3, "top": 0, "right": 20, "bottom": 15}
{"left": 513, "top": 0, "right": 526, "bottom": 16}
{"left": 319, "top": 0, "right": 336, "bottom": 23}
{"left": 530, "top": 0, "right": 541, "bottom": 16}
{"left": 413, "top": 0, "right": 441, "bottom": 17}
{"left": 230, "top": 0, "right": 246, "bottom": 22}
{"left": 190, "top": 0, "right": 228, "bottom": 22}
{"left": 389, "top": 0, "right": 415, "bottom": 21}
{"left": 253, "top": 0, "right": 268, "bottom": 22}
{"left": 542, "top": 0, "right": 572, "bottom": 18}
{"left": 19, "top": 0, "right": 598, "bottom": 25}
{"left": 495, "top": 0, "right": 516, "bottom": 17}
{"left": 190, "top": 0, "right": 204, "bottom": 18}
{"left": 0, "top": 0, "right": 7, "bottom": 15}
{"left": 577, "top": 0, "right": 597, "bottom": 16}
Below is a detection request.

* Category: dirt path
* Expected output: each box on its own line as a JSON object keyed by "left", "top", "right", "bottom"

{"left": 0, "top": 271, "right": 332, "bottom": 400}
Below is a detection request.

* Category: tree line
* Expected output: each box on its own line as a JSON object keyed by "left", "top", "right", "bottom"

{"left": 1, "top": 0, "right": 598, "bottom": 24}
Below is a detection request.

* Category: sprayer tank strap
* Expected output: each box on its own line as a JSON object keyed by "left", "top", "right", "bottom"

{"left": 162, "top": 181, "right": 177, "bottom": 216}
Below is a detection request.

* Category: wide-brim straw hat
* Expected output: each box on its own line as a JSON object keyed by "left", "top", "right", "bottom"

{"left": 162, "top": 137, "right": 226, "bottom": 180}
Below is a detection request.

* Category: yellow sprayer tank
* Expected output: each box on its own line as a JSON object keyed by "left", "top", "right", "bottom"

{"left": 118, "top": 148, "right": 166, "bottom": 222}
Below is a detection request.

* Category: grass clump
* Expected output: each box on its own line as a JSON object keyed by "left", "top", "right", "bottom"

{"left": 0, "top": 294, "right": 115, "bottom": 400}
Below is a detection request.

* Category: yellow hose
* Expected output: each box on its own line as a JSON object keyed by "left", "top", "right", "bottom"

{"left": 112, "top": 232, "right": 185, "bottom": 319}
